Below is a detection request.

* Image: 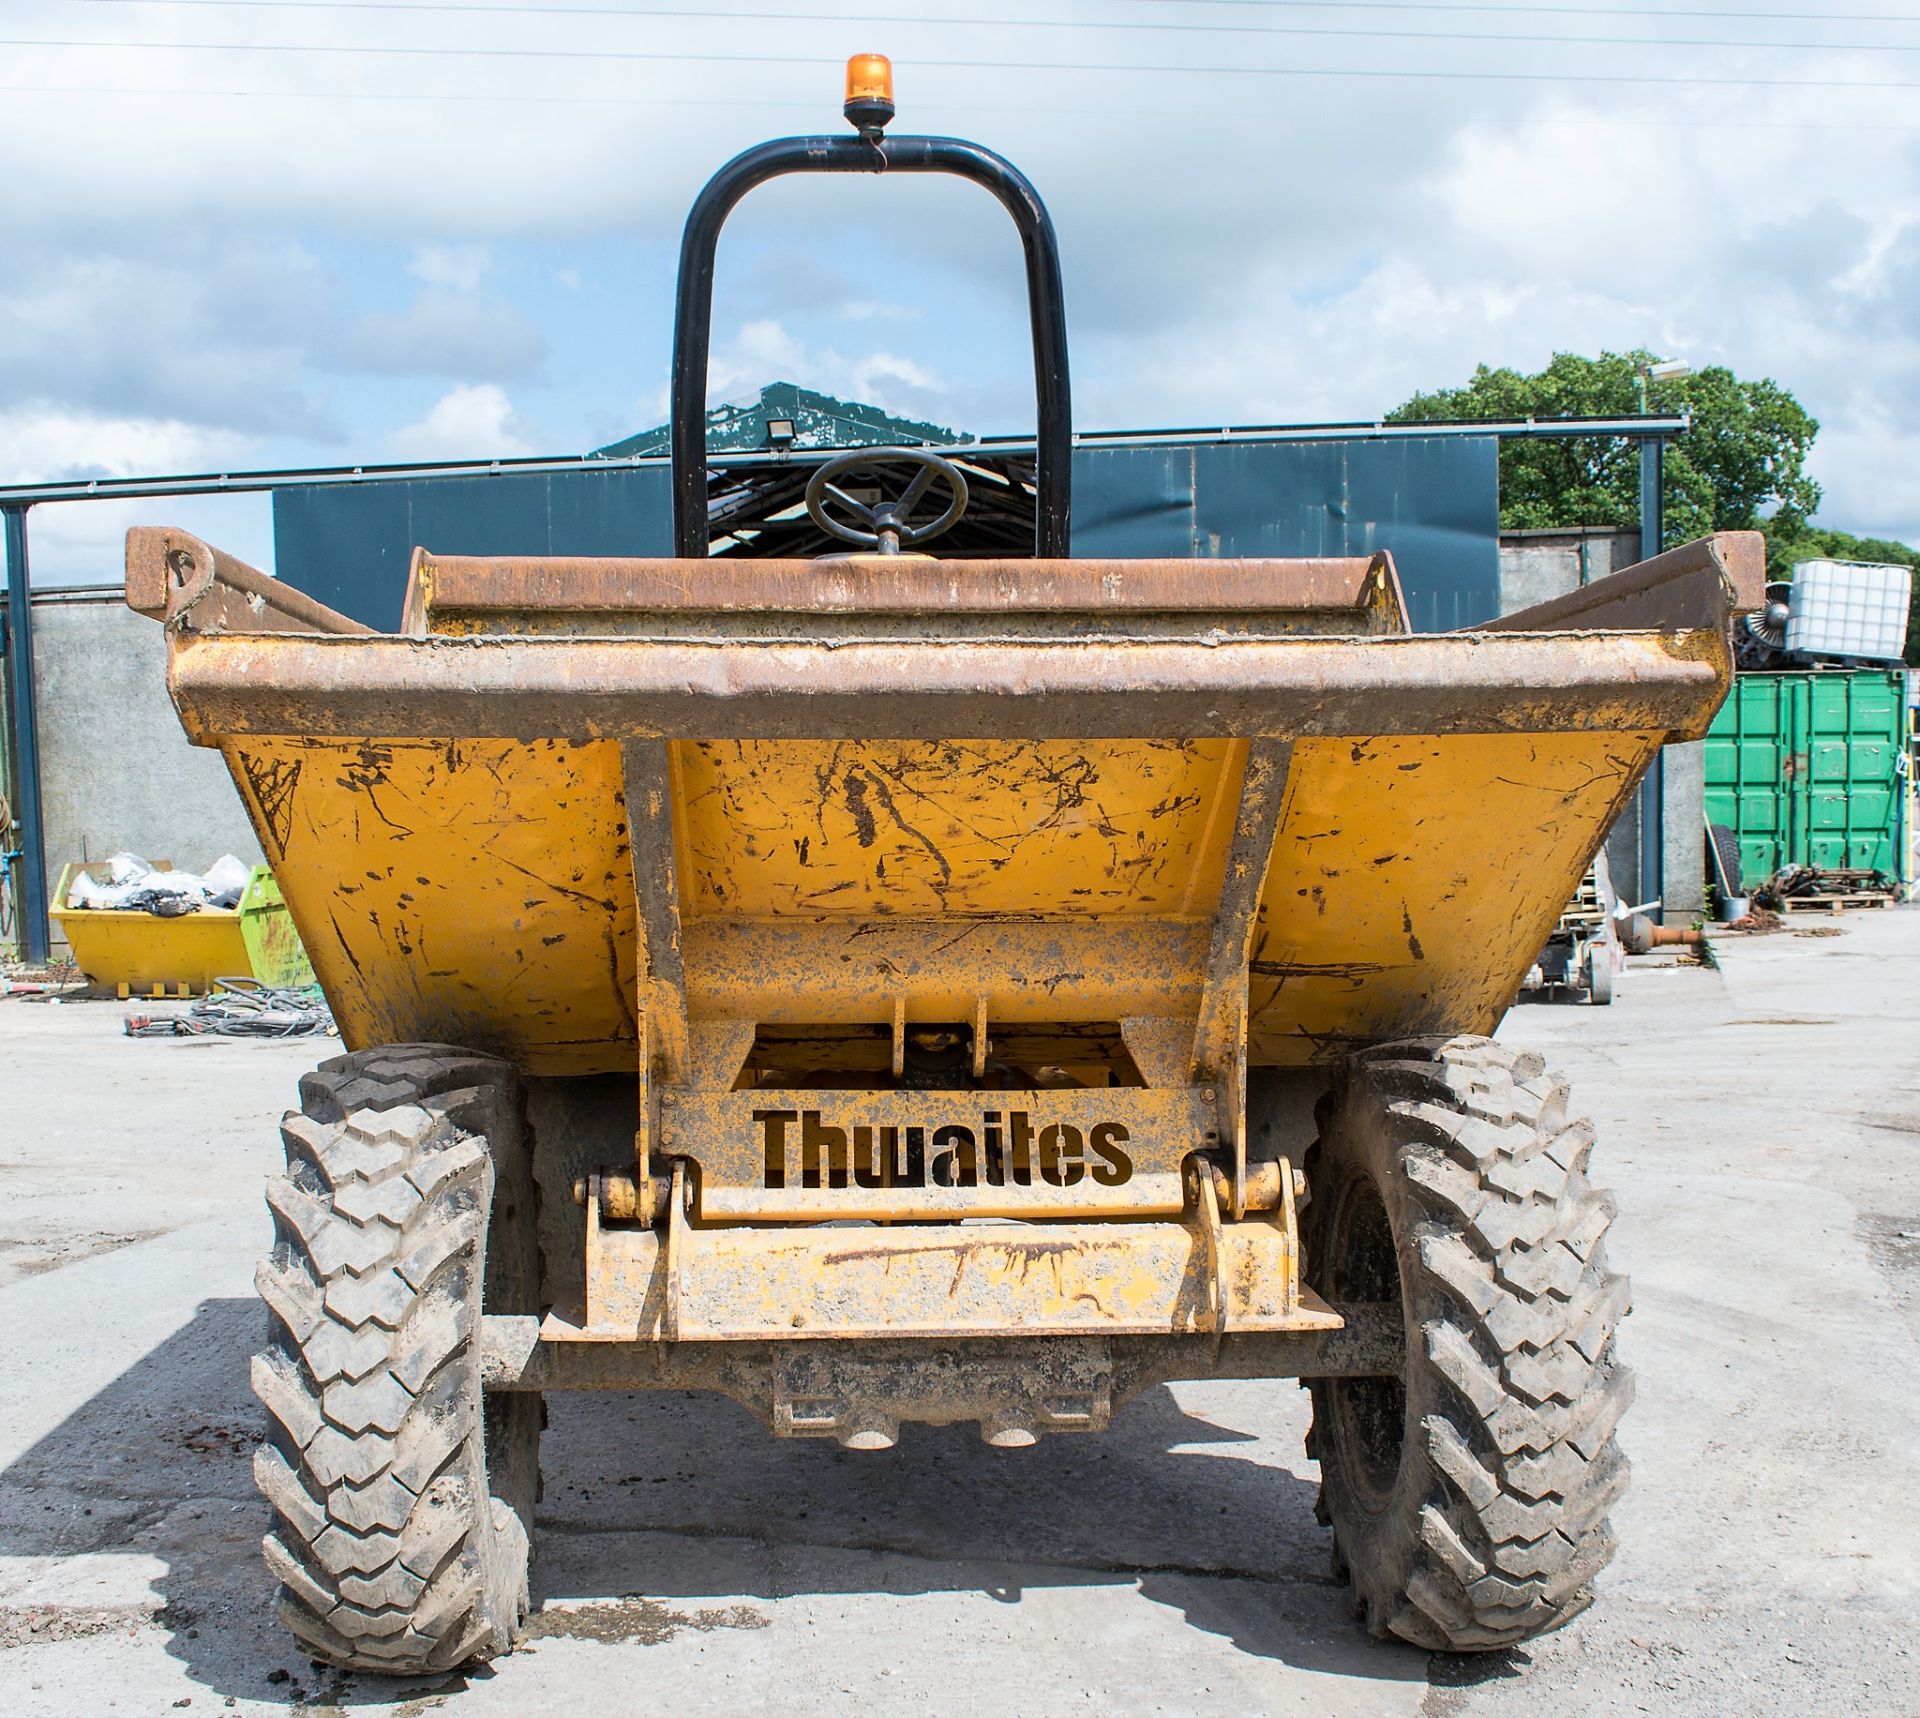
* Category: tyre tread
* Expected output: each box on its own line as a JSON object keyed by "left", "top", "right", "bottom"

{"left": 253, "top": 1048, "right": 530, "bottom": 1675}
{"left": 1310, "top": 1035, "right": 1632, "bottom": 1654}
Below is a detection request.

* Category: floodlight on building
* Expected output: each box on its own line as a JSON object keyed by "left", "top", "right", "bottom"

{"left": 1635, "top": 357, "right": 1693, "bottom": 414}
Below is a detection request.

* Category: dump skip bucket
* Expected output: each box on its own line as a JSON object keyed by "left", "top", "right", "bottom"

{"left": 51, "top": 861, "right": 314, "bottom": 997}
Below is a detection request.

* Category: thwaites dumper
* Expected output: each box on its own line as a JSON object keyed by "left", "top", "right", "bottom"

{"left": 130, "top": 61, "right": 1758, "bottom": 1673}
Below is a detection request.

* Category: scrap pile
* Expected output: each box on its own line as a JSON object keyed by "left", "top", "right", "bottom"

{"left": 66, "top": 851, "right": 250, "bottom": 915}
{"left": 1758, "top": 865, "right": 1899, "bottom": 914}
{"left": 125, "top": 977, "right": 335, "bottom": 1039}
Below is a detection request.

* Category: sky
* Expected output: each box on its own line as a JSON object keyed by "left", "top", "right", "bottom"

{"left": 4, "top": 0, "right": 1920, "bottom": 582}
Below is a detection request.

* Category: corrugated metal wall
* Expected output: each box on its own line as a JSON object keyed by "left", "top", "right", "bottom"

{"left": 272, "top": 435, "right": 1500, "bottom": 633}
{"left": 272, "top": 466, "right": 675, "bottom": 629}
{"left": 1069, "top": 438, "right": 1498, "bottom": 632}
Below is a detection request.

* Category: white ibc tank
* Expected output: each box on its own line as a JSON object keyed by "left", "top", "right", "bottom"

{"left": 1787, "top": 559, "right": 1913, "bottom": 662}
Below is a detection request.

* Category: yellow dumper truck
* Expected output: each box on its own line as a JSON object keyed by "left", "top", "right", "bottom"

{"left": 130, "top": 60, "right": 1757, "bottom": 1672}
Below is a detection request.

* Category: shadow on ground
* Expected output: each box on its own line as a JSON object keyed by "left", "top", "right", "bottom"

{"left": 0, "top": 1297, "right": 1428, "bottom": 1707}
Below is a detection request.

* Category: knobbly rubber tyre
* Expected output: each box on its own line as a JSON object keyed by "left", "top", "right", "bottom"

{"left": 251, "top": 1045, "right": 540, "bottom": 1675}
{"left": 1707, "top": 821, "right": 1744, "bottom": 901}
{"left": 1586, "top": 943, "right": 1614, "bottom": 1007}
{"left": 1303, "top": 1036, "right": 1632, "bottom": 1653}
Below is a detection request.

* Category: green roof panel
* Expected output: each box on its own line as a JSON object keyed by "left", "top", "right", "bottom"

{"left": 593, "top": 381, "right": 967, "bottom": 459}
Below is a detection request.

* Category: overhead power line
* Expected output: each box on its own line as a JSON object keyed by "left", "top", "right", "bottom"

{"left": 47, "top": 0, "right": 1920, "bottom": 56}
{"left": 1122, "top": 0, "right": 1909, "bottom": 18}
{"left": 42, "top": 0, "right": 1920, "bottom": 52}
{"left": 57, "top": 0, "right": 1920, "bottom": 25}
{"left": 1144, "top": 0, "right": 1912, "bottom": 17}
{"left": 11, "top": 37, "right": 1920, "bottom": 91}
{"left": 6, "top": 78, "right": 1919, "bottom": 131}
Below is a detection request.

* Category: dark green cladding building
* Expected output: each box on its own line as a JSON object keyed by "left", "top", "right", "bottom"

{"left": 271, "top": 382, "right": 1502, "bottom": 635}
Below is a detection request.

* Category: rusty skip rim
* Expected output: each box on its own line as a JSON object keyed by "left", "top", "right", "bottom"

{"left": 406, "top": 551, "right": 1407, "bottom": 623}
{"left": 165, "top": 627, "right": 1729, "bottom": 744}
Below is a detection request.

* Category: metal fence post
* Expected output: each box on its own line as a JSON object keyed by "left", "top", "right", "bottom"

{"left": 1637, "top": 435, "right": 1671, "bottom": 915}
{"left": 1638, "top": 434, "right": 1664, "bottom": 564}
{"left": 3, "top": 506, "right": 50, "bottom": 964}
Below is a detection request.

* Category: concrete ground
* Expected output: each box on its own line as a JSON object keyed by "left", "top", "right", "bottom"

{"left": 2, "top": 915, "right": 1917, "bottom": 1717}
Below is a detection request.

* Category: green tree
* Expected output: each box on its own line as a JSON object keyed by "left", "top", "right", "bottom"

{"left": 1385, "top": 349, "right": 1823, "bottom": 545}
{"left": 1390, "top": 351, "right": 1920, "bottom": 661}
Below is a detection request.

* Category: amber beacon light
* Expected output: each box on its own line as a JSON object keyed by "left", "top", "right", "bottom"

{"left": 843, "top": 52, "right": 895, "bottom": 135}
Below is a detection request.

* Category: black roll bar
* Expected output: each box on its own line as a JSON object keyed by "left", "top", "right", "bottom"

{"left": 670, "top": 134, "right": 1073, "bottom": 558}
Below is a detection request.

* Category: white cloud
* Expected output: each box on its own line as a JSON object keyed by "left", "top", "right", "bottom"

{"left": 1812, "top": 401, "right": 1920, "bottom": 547}
{"left": 0, "top": 407, "right": 266, "bottom": 585}
{"left": 337, "top": 289, "right": 548, "bottom": 380}
{"left": 0, "top": 406, "right": 253, "bottom": 485}
{"left": 388, "top": 384, "right": 535, "bottom": 459}
{"left": 706, "top": 318, "right": 809, "bottom": 403}
{"left": 408, "top": 242, "right": 490, "bottom": 293}
{"left": 700, "top": 319, "right": 949, "bottom": 423}
{"left": 4, "top": 3, "right": 1919, "bottom": 537}
{"left": 0, "top": 239, "right": 338, "bottom": 440}
{"left": 841, "top": 300, "right": 916, "bottom": 323}
{"left": 851, "top": 353, "right": 943, "bottom": 399}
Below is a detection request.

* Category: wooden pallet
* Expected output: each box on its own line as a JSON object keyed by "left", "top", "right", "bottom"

{"left": 1778, "top": 892, "right": 1895, "bottom": 914}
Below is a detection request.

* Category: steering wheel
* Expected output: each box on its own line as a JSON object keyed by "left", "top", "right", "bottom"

{"left": 804, "top": 448, "right": 969, "bottom": 554}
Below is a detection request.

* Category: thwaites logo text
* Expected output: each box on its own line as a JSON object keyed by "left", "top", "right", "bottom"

{"left": 753, "top": 1108, "right": 1133, "bottom": 1191}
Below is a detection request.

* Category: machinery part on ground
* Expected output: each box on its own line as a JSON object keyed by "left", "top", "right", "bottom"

{"left": 1302, "top": 1036, "right": 1631, "bottom": 1653}
{"left": 252, "top": 1045, "right": 540, "bottom": 1674}
{"left": 1760, "top": 863, "right": 1900, "bottom": 912}
{"left": 1585, "top": 853, "right": 1619, "bottom": 1003}
{"left": 1737, "top": 581, "right": 1793, "bottom": 668}
{"left": 804, "top": 448, "right": 970, "bottom": 553}
{"left": 1586, "top": 946, "right": 1613, "bottom": 1006}
{"left": 1523, "top": 860, "right": 1615, "bottom": 1008}
{"left": 1618, "top": 912, "right": 1704, "bottom": 954}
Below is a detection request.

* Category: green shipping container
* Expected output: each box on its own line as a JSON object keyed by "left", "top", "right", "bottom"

{"left": 1703, "top": 669, "right": 1909, "bottom": 886}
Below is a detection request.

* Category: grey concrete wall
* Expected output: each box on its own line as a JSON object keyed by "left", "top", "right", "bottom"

{"left": 1497, "top": 526, "right": 1643, "bottom": 615}
{"left": 1661, "top": 740, "right": 1708, "bottom": 921}
{"left": 30, "top": 591, "right": 261, "bottom": 947}
{"left": 1604, "top": 791, "right": 1650, "bottom": 913}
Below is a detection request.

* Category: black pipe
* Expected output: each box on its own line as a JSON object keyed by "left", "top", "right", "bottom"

{"left": 670, "top": 133, "right": 1072, "bottom": 559}
{"left": 3, "top": 507, "right": 49, "bottom": 964}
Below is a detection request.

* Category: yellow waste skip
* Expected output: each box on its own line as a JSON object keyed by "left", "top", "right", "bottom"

{"left": 51, "top": 861, "right": 313, "bottom": 997}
